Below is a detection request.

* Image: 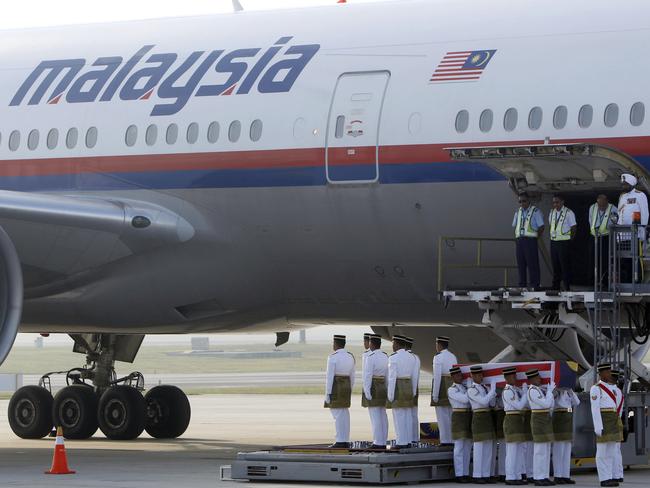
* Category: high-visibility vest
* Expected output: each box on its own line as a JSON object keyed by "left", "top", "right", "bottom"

{"left": 590, "top": 203, "right": 615, "bottom": 237}
{"left": 550, "top": 207, "right": 572, "bottom": 241}
{"left": 515, "top": 206, "right": 539, "bottom": 238}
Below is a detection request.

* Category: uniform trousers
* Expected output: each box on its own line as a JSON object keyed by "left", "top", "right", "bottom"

{"left": 330, "top": 408, "right": 350, "bottom": 443}
{"left": 596, "top": 442, "right": 616, "bottom": 481}
{"left": 435, "top": 406, "right": 452, "bottom": 444}
{"left": 521, "top": 441, "right": 534, "bottom": 477}
{"left": 453, "top": 439, "right": 472, "bottom": 477}
{"left": 472, "top": 440, "right": 493, "bottom": 478}
{"left": 551, "top": 240, "right": 572, "bottom": 290}
{"left": 533, "top": 442, "right": 551, "bottom": 480}
{"left": 506, "top": 442, "right": 522, "bottom": 481}
{"left": 411, "top": 406, "right": 420, "bottom": 443}
{"left": 516, "top": 237, "right": 540, "bottom": 288}
{"left": 494, "top": 440, "right": 505, "bottom": 476}
{"left": 368, "top": 407, "right": 388, "bottom": 446}
{"left": 392, "top": 408, "right": 411, "bottom": 446}
{"left": 613, "top": 442, "right": 623, "bottom": 479}
{"left": 552, "top": 441, "right": 572, "bottom": 479}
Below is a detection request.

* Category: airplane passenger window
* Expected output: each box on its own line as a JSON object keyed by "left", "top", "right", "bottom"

{"left": 166, "top": 124, "right": 178, "bottom": 145}
{"left": 66, "top": 128, "right": 79, "bottom": 149}
{"left": 479, "top": 109, "right": 493, "bottom": 133}
{"left": 47, "top": 129, "right": 59, "bottom": 149}
{"left": 455, "top": 110, "right": 469, "bottom": 133}
{"left": 604, "top": 103, "right": 619, "bottom": 128}
{"left": 145, "top": 124, "right": 158, "bottom": 146}
{"left": 187, "top": 123, "right": 199, "bottom": 144}
{"left": 207, "top": 122, "right": 220, "bottom": 143}
{"left": 85, "top": 127, "right": 98, "bottom": 149}
{"left": 8, "top": 130, "right": 20, "bottom": 152}
{"left": 125, "top": 125, "right": 138, "bottom": 147}
{"left": 250, "top": 119, "right": 263, "bottom": 142}
{"left": 528, "top": 107, "right": 543, "bottom": 130}
{"left": 553, "top": 106, "right": 568, "bottom": 129}
{"left": 630, "top": 102, "right": 645, "bottom": 127}
{"left": 503, "top": 108, "right": 518, "bottom": 132}
{"left": 27, "top": 130, "right": 39, "bottom": 151}
{"left": 228, "top": 120, "right": 241, "bottom": 143}
{"left": 335, "top": 115, "right": 345, "bottom": 138}
{"left": 579, "top": 105, "right": 593, "bottom": 128}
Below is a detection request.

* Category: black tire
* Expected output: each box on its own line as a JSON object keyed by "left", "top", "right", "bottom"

{"left": 52, "top": 385, "right": 98, "bottom": 439}
{"left": 144, "top": 385, "right": 191, "bottom": 439}
{"left": 8, "top": 385, "right": 53, "bottom": 439}
{"left": 97, "top": 385, "right": 146, "bottom": 440}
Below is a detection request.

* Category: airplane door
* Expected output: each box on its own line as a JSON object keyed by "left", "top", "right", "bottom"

{"left": 326, "top": 71, "right": 390, "bottom": 183}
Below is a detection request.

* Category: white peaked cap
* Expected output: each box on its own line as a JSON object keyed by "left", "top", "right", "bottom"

{"left": 621, "top": 173, "right": 638, "bottom": 186}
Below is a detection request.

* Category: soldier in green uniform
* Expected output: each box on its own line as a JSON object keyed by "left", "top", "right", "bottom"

{"left": 526, "top": 368, "right": 555, "bottom": 486}
{"left": 551, "top": 386, "right": 579, "bottom": 484}
{"left": 502, "top": 366, "right": 528, "bottom": 486}
{"left": 468, "top": 365, "right": 497, "bottom": 483}
{"left": 323, "top": 334, "right": 356, "bottom": 448}
{"left": 447, "top": 366, "right": 472, "bottom": 483}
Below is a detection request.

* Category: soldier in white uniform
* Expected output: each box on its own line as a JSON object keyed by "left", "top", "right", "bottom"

{"left": 590, "top": 363, "right": 620, "bottom": 487}
{"left": 502, "top": 366, "right": 528, "bottom": 486}
{"left": 447, "top": 366, "right": 472, "bottom": 483}
{"left": 526, "top": 368, "right": 555, "bottom": 486}
{"left": 362, "top": 333, "right": 389, "bottom": 449}
{"left": 405, "top": 336, "right": 421, "bottom": 445}
{"left": 361, "top": 332, "right": 371, "bottom": 370}
{"left": 387, "top": 335, "right": 418, "bottom": 449}
{"left": 610, "top": 370, "right": 625, "bottom": 484}
{"left": 468, "top": 365, "right": 497, "bottom": 483}
{"left": 431, "top": 335, "right": 457, "bottom": 445}
{"left": 618, "top": 174, "right": 649, "bottom": 283}
{"left": 323, "top": 334, "right": 355, "bottom": 448}
{"left": 551, "top": 387, "right": 580, "bottom": 484}
{"left": 520, "top": 384, "right": 534, "bottom": 483}
{"left": 493, "top": 389, "right": 506, "bottom": 482}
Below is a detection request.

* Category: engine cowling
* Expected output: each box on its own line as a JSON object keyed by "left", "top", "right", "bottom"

{"left": 0, "top": 225, "right": 22, "bottom": 365}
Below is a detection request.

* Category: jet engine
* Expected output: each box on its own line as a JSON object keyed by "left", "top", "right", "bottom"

{"left": 0, "top": 225, "right": 23, "bottom": 365}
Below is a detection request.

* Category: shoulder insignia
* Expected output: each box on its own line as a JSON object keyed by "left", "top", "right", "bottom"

{"left": 592, "top": 395, "right": 598, "bottom": 401}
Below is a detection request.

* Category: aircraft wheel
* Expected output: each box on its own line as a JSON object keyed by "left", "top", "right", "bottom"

{"left": 52, "top": 385, "right": 98, "bottom": 439}
{"left": 98, "top": 385, "right": 146, "bottom": 440}
{"left": 8, "top": 385, "right": 53, "bottom": 439}
{"left": 145, "top": 385, "right": 191, "bottom": 438}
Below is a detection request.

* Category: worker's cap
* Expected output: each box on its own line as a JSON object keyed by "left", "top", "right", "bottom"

{"left": 502, "top": 366, "right": 518, "bottom": 376}
{"left": 525, "top": 369, "right": 540, "bottom": 379}
{"left": 436, "top": 336, "right": 451, "bottom": 343}
{"left": 621, "top": 174, "right": 638, "bottom": 187}
{"left": 470, "top": 365, "right": 483, "bottom": 374}
{"left": 597, "top": 363, "right": 612, "bottom": 372}
{"left": 333, "top": 334, "right": 346, "bottom": 341}
{"left": 449, "top": 366, "right": 462, "bottom": 375}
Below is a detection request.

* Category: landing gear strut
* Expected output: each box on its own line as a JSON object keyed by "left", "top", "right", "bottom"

{"left": 7, "top": 334, "right": 191, "bottom": 440}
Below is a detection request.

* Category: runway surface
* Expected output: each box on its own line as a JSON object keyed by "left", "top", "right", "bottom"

{"left": 0, "top": 394, "right": 646, "bottom": 487}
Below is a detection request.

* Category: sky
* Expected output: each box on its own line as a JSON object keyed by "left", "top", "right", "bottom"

{"left": 0, "top": 0, "right": 391, "bottom": 30}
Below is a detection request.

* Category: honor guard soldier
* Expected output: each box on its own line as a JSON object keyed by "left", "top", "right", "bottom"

{"left": 387, "top": 335, "right": 418, "bottom": 448}
{"left": 549, "top": 194, "right": 577, "bottom": 290}
{"left": 362, "top": 333, "right": 389, "bottom": 449}
{"left": 513, "top": 192, "right": 545, "bottom": 289}
{"left": 590, "top": 363, "right": 620, "bottom": 487}
{"left": 521, "top": 384, "right": 534, "bottom": 483}
{"left": 618, "top": 174, "right": 649, "bottom": 283}
{"left": 405, "top": 336, "right": 421, "bottom": 445}
{"left": 526, "top": 368, "right": 555, "bottom": 486}
{"left": 362, "top": 332, "right": 372, "bottom": 367}
{"left": 502, "top": 366, "right": 528, "bottom": 486}
{"left": 589, "top": 194, "right": 618, "bottom": 286}
{"left": 431, "top": 335, "right": 457, "bottom": 445}
{"left": 610, "top": 370, "right": 625, "bottom": 484}
{"left": 468, "top": 365, "right": 497, "bottom": 483}
{"left": 447, "top": 366, "right": 472, "bottom": 483}
{"left": 323, "top": 334, "right": 355, "bottom": 448}
{"left": 551, "top": 387, "right": 580, "bottom": 484}
{"left": 493, "top": 390, "right": 506, "bottom": 482}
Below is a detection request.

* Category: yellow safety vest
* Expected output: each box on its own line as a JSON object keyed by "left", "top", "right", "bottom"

{"left": 590, "top": 203, "right": 614, "bottom": 237}
{"left": 515, "top": 206, "right": 539, "bottom": 238}
{"left": 550, "top": 207, "right": 572, "bottom": 241}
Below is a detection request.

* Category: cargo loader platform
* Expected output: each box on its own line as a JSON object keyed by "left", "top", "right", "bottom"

{"left": 228, "top": 444, "right": 454, "bottom": 484}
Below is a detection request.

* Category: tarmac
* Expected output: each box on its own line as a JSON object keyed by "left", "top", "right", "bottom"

{"left": 0, "top": 394, "right": 646, "bottom": 487}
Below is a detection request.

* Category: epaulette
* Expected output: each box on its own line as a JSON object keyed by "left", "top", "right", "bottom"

{"left": 380, "top": 350, "right": 388, "bottom": 355}
{"left": 368, "top": 351, "right": 376, "bottom": 357}
{"left": 390, "top": 352, "right": 396, "bottom": 356}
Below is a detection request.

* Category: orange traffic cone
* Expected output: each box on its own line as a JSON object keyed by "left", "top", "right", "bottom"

{"left": 45, "top": 427, "right": 75, "bottom": 475}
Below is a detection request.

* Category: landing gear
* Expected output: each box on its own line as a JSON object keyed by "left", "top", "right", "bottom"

{"left": 8, "top": 333, "right": 191, "bottom": 440}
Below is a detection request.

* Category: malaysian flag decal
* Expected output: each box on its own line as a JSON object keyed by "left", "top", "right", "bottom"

{"left": 430, "top": 50, "right": 497, "bottom": 83}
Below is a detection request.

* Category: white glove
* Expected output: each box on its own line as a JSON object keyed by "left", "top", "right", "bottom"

{"left": 324, "top": 395, "right": 331, "bottom": 404}
{"left": 522, "top": 383, "right": 529, "bottom": 392}
{"left": 432, "top": 397, "right": 439, "bottom": 403}
{"left": 388, "top": 396, "right": 394, "bottom": 403}
{"left": 595, "top": 427, "right": 603, "bottom": 437}
{"left": 548, "top": 382, "right": 556, "bottom": 392}
{"left": 365, "top": 393, "right": 373, "bottom": 401}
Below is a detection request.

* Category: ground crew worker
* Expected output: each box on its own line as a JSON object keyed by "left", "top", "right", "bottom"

{"left": 610, "top": 370, "right": 625, "bottom": 484}
{"left": 493, "top": 389, "right": 506, "bottom": 482}
{"left": 362, "top": 333, "right": 389, "bottom": 449}
{"left": 387, "top": 334, "right": 418, "bottom": 449}
{"left": 502, "top": 366, "right": 528, "bottom": 486}
{"left": 468, "top": 365, "right": 497, "bottom": 483}
{"left": 526, "top": 369, "right": 555, "bottom": 486}
{"left": 551, "top": 387, "right": 580, "bottom": 484}
{"left": 431, "top": 335, "right": 457, "bottom": 445}
{"left": 323, "top": 334, "right": 355, "bottom": 448}
{"left": 549, "top": 194, "right": 577, "bottom": 290}
{"left": 447, "top": 366, "right": 472, "bottom": 483}
{"left": 617, "top": 174, "right": 649, "bottom": 283}
{"left": 513, "top": 192, "right": 545, "bottom": 289}
{"left": 590, "top": 363, "right": 620, "bottom": 487}
{"left": 405, "top": 336, "right": 421, "bottom": 445}
{"left": 589, "top": 194, "right": 618, "bottom": 287}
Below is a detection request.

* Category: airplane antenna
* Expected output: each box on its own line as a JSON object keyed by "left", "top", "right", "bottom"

{"left": 232, "top": 0, "right": 244, "bottom": 12}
